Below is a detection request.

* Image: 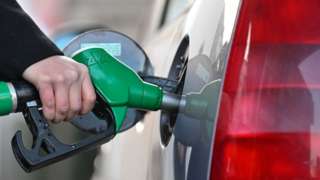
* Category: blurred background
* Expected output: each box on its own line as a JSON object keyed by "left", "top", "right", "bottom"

{"left": 0, "top": 0, "right": 165, "bottom": 180}
{"left": 18, "top": 0, "right": 160, "bottom": 44}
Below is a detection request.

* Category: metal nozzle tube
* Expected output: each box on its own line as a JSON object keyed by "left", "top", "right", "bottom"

{"left": 160, "top": 92, "right": 186, "bottom": 112}
{"left": 7, "top": 83, "right": 17, "bottom": 112}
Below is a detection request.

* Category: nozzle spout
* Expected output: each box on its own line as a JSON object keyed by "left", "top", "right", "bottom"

{"left": 160, "top": 92, "right": 185, "bottom": 112}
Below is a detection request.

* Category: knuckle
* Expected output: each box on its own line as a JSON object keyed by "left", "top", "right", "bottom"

{"left": 39, "top": 89, "right": 54, "bottom": 108}
{"left": 86, "top": 94, "right": 96, "bottom": 104}
{"left": 79, "top": 64, "right": 89, "bottom": 73}
{"left": 41, "top": 90, "right": 52, "bottom": 99}
{"left": 41, "top": 87, "right": 51, "bottom": 95}
{"left": 71, "top": 104, "right": 81, "bottom": 113}
{"left": 58, "top": 103, "right": 69, "bottom": 114}
{"left": 44, "top": 99, "right": 54, "bottom": 108}
{"left": 39, "top": 76, "right": 51, "bottom": 84}
{"left": 43, "top": 110, "right": 54, "bottom": 120}
{"left": 54, "top": 74, "right": 66, "bottom": 83}
{"left": 64, "top": 69, "right": 80, "bottom": 82}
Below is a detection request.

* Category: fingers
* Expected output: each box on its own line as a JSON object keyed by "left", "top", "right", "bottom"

{"left": 38, "top": 82, "right": 55, "bottom": 121}
{"left": 53, "top": 79, "right": 70, "bottom": 122}
{"left": 22, "top": 55, "right": 96, "bottom": 123}
{"left": 81, "top": 73, "right": 96, "bottom": 115}
{"left": 41, "top": 68, "right": 93, "bottom": 123}
{"left": 68, "top": 81, "right": 82, "bottom": 120}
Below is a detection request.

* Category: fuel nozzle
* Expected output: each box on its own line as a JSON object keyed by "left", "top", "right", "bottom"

{"left": 160, "top": 80, "right": 221, "bottom": 120}
{"left": 72, "top": 48, "right": 221, "bottom": 132}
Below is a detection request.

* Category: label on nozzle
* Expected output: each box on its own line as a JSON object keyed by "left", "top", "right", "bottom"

{"left": 81, "top": 43, "right": 122, "bottom": 56}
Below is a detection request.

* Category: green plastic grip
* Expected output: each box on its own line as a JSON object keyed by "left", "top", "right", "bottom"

{"left": 0, "top": 82, "right": 13, "bottom": 115}
{"left": 72, "top": 48, "right": 163, "bottom": 131}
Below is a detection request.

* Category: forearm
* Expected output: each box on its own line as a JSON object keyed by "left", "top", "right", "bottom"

{"left": 0, "top": 0, "right": 63, "bottom": 81}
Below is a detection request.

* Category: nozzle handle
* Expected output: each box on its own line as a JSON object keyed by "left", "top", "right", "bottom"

{"left": 0, "top": 81, "right": 38, "bottom": 116}
{"left": 12, "top": 81, "right": 38, "bottom": 112}
{"left": 2, "top": 81, "right": 107, "bottom": 134}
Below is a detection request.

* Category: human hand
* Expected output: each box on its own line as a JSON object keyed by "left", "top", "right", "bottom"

{"left": 22, "top": 55, "right": 96, "bottom": 123}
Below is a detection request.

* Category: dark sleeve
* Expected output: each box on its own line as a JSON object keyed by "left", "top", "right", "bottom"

{"left": 0, "top": 0, "right": 63, "bottom": 81}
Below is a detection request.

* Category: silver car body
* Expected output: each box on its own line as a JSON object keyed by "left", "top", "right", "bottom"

{"left": 92, "top": 0, "right": 241, "bottom": 180}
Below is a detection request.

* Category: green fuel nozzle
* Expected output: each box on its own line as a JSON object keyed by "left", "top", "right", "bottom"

{"left": 0, "top": 47, "right": 180, "bottom": 132}
{"left": 0, "top": 47, "right": 217, "bottom": 133}
{"left": 0, "top": 82, "right": 15, "bottom": 115}
{"left": 73, "top": 48, "right": 220, "bottom": 131}
{"left": 73, "top": 48, "right": 165, "bottom": 131}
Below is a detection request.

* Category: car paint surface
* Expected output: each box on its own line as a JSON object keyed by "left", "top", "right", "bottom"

{"left": 144, "top": 1, "right": 241, "bottom": 179}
